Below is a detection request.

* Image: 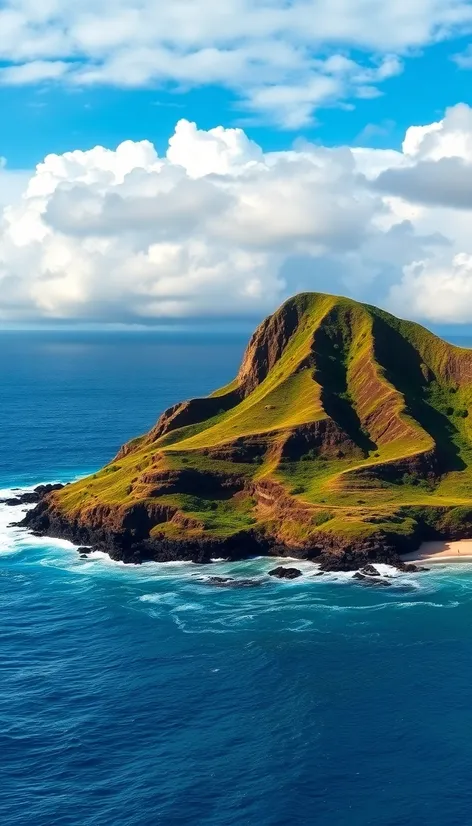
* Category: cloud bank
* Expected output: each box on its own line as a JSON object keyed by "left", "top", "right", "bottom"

{"left": 0, "top": 1, "right": 472, "bottom": 125}
{"left": 4, "top": 104, "right": 472, "bottom": 324}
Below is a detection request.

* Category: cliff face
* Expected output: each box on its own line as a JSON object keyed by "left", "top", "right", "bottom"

{"left": 236, "top": 295, "right": 309, "bottom": 396}
{"left": 21, "top": 292, "right": 472, "bottom": 569}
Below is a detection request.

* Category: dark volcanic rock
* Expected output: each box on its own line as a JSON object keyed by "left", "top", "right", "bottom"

{"left": 20, "top": 491, "right": 436, "bottom": 575}
{"left": 35, "top": 483, "right": 65, "bottom": 496}
{"left": 359, "top": 564, "right": 381, "bottom": 576}
{"left": 3, "top": 493, "right": 38, "bottom": 506}
{"left": 205, "top": 576, "right": 262, "bottom": 588}
{"left": 77, "top": 547, "right": 92, "bottom": 554}
{"left": 269, "top": 566, "right": 302, "bottom": 580}
{"left": 318, "top": 542, "right": 408, "bottom": 573}
{"left": 20, "top": 498, "right": 268, "bottom": 565}
{"left": 2, "top": 483, "right": 64, "bottom": 507}
{"left": 352, "top": 572, "right": 391, "bottom": 587}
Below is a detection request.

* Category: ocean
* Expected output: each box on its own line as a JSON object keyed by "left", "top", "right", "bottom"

{"left": 2, "top": 330, "right": 472, "bottom": 826}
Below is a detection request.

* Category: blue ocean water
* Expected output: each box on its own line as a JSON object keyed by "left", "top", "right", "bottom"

{"left": 2, "top": 330, "right": 472, "bottom": 826}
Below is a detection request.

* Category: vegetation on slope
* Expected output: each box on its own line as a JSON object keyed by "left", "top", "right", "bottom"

{"left": 33, "top": 292, "right": 472, "bottom": 564}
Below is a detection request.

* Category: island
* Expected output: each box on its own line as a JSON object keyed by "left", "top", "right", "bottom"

{"left": 20, "top": 292, "right": 472, "bottom": 571}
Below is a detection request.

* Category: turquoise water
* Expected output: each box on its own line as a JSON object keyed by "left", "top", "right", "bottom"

{"left": 2, "top": 331, "right": 472, "bottom": 826}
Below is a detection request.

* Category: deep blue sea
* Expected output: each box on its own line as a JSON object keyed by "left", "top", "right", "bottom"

{"left": 3, "top": 330, "right": 472, "bottom": 826}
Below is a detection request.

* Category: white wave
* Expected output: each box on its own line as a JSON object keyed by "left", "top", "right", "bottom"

{"left": 139, "top": 592, "right": 182, "bottom": 608}
{"left": 286, "top": 619, "right": 314, "bottom": 632}
{"left": 173, "top": 602, "right": 205, "bottom": 612}
{"left": 0, "top": 484, "right": 200, "bottom": 580}
{"left": 0, "top": 489, "right": 46, "bottom": 556}
{"left": 86, "top": 550, "right": 126, "bottom": 565}
{"left": 370, "top": 563, "right": 400, "bottom": 577}
{"left": 0, "top": 482, "right": 85, "bottom": 557}
{"left": 3, "top": 483, "right": 472, "bottom": 618}
{"left": 172, "top": 616, "right": 231, "bottom": 634}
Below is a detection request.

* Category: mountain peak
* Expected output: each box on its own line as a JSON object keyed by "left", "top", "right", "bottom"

{"left": 22, "top": 292, "right": 472, "bottom": 570}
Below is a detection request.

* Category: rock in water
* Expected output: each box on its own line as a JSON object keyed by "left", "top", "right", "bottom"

{"left": 2, "top": 483, "right": 64, "bottom": 507}
{"left": 269, "top": 567, "right": 302, "bottom": 580}
{"left": 359, "top": 564, "right": 381, "bottom": 577}
{"left": 205, "top": 576, "right": 262, "bottom": 588}
{"left": 352, "top": 572, "right": 391, "bottom": 587}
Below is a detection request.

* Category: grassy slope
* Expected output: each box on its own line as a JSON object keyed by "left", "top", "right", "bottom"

{"left": 51, "top": 292, "right": 472, "bottom": 549}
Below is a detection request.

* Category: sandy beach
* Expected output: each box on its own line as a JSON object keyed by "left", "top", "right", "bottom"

{"left": 403, "top": 540, "right": 472, "bottom": 565}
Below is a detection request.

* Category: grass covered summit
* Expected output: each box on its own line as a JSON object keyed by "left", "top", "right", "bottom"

{"left": 23, "top": 292, "right": 472, "bottom": 569}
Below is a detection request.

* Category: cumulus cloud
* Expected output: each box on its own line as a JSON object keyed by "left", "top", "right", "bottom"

{"left": 0, "top": 1, "right": 471, "bottom": 125}
{"left": 0, "top": 121, "right": 383, "bottom": 322}
{"left": 402, "top": 102, "right": 472, "bottom": 160}
{"left": 374, "top": 157, "right": 472, "bottom": 209}
{"left": 389, "top": 254, "right": 472, "bottom": 323}
{"left": 6, "top": 106, "right": 472, "bottom": 324}
{"left": 373, "top": 103, "right": 472, "bottom": 208}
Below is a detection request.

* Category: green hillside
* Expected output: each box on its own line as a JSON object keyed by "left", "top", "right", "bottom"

{"left": 32, "top": 292, "right": 472, "bottom": 565}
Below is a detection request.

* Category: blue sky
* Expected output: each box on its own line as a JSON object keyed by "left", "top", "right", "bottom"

{"left": 3, "top": 0, "right": 472, "bottom": 329}
{"left": 2, "top": 35, "right": 472, "bottom": 169}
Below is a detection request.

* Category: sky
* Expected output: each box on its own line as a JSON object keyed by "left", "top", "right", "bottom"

{"left": 3, "top": 1, "right": 472, "bottom": 330}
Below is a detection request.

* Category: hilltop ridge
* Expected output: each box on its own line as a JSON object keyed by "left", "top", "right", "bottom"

{"left": 22, "top": 292, "right": 472, "bottom": 569}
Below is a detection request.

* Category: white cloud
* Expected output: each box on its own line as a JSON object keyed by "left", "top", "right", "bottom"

{"left": 6, "top": 106, "right": 472, "bottom": 324}
{"left": 0, "top": 60, "right": 70, "bottom": 85}
{"left": 389, "top": 254, "right": 472, "bottom": 322}
{"left": 0, "top": 119, "right": 382, "bottom": 321}
{"left": 167, "top": 120, "right": 264, "bottom": 177}
{"left": 0, "top": 1, "right": 470, "bottom": 125}
{"left": 402, "top": 102, "right": 472, "bottom": 160}
{"left": 374, "top": 156, "right": 472, "bottom": 209}
{"left": 373, "top": 104, "right": 472, "bottom": 208}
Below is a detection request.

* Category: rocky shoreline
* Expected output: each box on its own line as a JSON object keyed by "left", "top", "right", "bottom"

{"left": 4, "top": 484, "right": 421, "bottom": 576}
{"left": 3, "top": 483, "right": 65, "bottom": 507}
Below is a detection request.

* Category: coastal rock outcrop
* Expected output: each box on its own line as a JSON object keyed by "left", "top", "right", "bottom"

{"left": 2, "top": 483, "right": 64, "bottom": 507}
{"left": 204, "top": 576, "right": 263, "bottom": 588}
{"left": 359, "top": 565, "right": 381, "bottom": 576}
{"left": 352, "top": 572, "right": 391, "bottom": 587}
{"left": 268, "top": 567, "right": 303, "bottom": 580}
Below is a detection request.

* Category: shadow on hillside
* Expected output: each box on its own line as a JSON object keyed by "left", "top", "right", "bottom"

{"left": 372, "top": 316, "right": 466, "bottom": 473}
{"left": 313, "top": 317, "right": 376, "bottom": 456}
